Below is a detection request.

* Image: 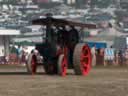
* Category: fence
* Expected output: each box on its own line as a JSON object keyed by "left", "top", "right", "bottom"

{"left": 95, "top": 48, "right": 128, "bottom": 66}
{"left": 0, "top": 54, "right": 26, "bottom": 65}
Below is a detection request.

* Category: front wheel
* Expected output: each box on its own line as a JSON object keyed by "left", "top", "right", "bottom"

{"left": 26, "top": 54, "right": 37, "bottom": 74}
{"left": 58, "top": 54, "right": 68, "bottom": 76}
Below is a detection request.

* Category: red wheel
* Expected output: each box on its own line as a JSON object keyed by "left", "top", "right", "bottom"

{"left": 73, "top": 44, "right": 91, "bottom": 75}
{"left": 58, "top": 54, "right": 67, "bottom": 76}
{"left": 26, "top": 54, "right": 37, "bottom": 74}
{"left": 31, "top": 55, "right": 37, "bottom": 74}
{"left": 80, "top": 45, "right": 91, "bottom": 75}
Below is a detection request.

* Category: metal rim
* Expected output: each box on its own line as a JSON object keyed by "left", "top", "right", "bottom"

{"left": 80, "top": 45, "right": 91, "bottom": 75}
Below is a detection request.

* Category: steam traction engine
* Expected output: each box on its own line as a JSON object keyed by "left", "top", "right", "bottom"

{"left": 26, "top": 15, "right": 96, "bottom": 76}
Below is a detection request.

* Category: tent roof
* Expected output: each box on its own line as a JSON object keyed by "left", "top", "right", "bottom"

{"left": 0, "top": 29, "right": 20, "bottom": 35}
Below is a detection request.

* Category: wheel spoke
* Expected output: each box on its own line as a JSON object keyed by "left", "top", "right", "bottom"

{"left": 81, "top": 55, "right": 89, "bottom": 59}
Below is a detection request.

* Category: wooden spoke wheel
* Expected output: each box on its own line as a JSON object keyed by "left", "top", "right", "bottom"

{"left": 58, "top": 54, "right": 68, "bottom": 76}
{"left": 26, "top": 54, "right": 37, "bottom": 74}
{"left": 73, "top": 44, "right": 91, "bottom": 75}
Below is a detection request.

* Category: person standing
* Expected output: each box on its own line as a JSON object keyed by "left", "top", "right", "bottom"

{"left": 104, "top": 46, "right": 115, "bottom": 66}
{"left": 118, "top": 49, "right": 124, "bottom": 66}
{"left": 124, "top": 48, "right": 128, "bottom": 65}
{"left": 16, "top": 45, "right": 23, "bottom": 64}
{"left": 115, "top": 50, "right": 119, "bottom": 66}
{"left": 91, "top": 44, "right": 96, "bottom": 67}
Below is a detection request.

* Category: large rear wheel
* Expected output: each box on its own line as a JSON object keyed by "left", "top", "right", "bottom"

{"left": 73, "top": 44, "right": 91, "bottom": 75}
{"left": 26, "top": 54, "right": 37, "bottom": 74}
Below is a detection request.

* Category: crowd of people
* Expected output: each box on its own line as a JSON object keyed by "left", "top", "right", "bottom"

{"left": 16, "top": 46, "right": 29, "bottom": 65}
{"left": 4, "top": 45, "right": 35, "bottom": 65}
{"left": 0, "top": 44, "right": 128, "bottom": 67}
{"left": 91, "top": 45, "right": 128, "bottom": 66}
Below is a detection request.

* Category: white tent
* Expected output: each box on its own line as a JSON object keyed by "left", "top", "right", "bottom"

{"left": 0, "top": 29, "right": 20, "bottom": 35}
{"left": 0, "top": 29, "right": 20, "bottom": 56}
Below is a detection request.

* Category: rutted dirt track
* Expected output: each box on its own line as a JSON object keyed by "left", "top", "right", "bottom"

{"left": 0, "top": 65, "right": 128, "bottom": 96}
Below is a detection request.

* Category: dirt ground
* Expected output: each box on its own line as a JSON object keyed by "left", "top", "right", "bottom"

{"left": 0, "top": 65, "right": 128, "bottom": 96}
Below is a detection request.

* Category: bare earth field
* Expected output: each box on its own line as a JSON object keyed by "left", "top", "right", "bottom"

{"left": 0, "top": 65, "right": 128, "bottom": 96}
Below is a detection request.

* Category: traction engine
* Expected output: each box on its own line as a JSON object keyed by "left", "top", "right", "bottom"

{"left": 26, "top": 15, "right": 96, "bottom": 76}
